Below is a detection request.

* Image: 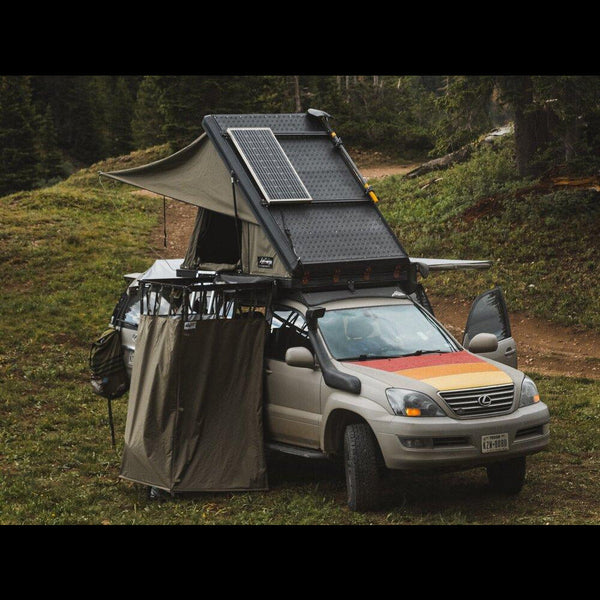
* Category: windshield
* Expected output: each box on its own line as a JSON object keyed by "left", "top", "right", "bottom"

{"left": 318, "top": 303, "right": 457, "bottom": 361}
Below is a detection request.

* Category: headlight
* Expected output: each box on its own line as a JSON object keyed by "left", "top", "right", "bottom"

{"left": 386, "top": 388, "right": 445, "bottom": 417}
{"left": 519, "top": 376, "right": 541, "bottom": 407}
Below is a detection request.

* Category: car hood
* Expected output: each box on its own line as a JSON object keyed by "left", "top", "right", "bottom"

{"left": 336, "top": 350, "right": 515, "bottom": 392}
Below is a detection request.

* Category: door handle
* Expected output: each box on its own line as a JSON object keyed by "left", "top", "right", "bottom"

{"left": 504, "top": 347, "right": 516, "bottom": 356}
{"left": 264, "top": 368, "right": 272, "bottom": 375}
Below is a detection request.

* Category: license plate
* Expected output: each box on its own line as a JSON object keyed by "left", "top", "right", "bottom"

{"left": 481, "top": 433, "right": 509, "bottom": 454}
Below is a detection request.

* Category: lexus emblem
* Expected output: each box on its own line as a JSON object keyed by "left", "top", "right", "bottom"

{"left": 477, "top": 394, "right": 493, "bottom": 406}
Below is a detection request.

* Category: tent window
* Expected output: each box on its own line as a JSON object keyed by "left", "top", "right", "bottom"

{"left": 194, "top": 209, "right": 241, "bottom": 265}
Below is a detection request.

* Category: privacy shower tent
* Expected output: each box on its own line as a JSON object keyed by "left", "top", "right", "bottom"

{"left": 116, "top": 276, "right": 272, "bottom": 493}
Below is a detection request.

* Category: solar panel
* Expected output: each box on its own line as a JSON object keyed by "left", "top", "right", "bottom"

{"left": 227, "top": 127, "right": 312, "bottom": 203}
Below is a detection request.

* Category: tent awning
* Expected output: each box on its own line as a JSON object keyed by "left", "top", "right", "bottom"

{"left": 99, "top": 134, "right": 258, "bottom": 225}
{"left": 411, "top": 257, "right": 492, "bottom": 278}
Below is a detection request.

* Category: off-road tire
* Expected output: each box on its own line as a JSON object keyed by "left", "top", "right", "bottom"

{"left": 486, "top": 456, "right": 526, "bottom": 495}
{"left": 343, "top": 422, "right": 382, "bottom": 511}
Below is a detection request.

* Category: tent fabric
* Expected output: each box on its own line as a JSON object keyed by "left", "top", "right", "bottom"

{"left": 240, "top": 220, "right": 288, "bottom": 278}
{"left": 137, "top": 258, "right": 184, "bottom": 281}
{"left": 100, "top": 134, "right": 258, "bottom": 225}
{"left": 182, "top": 206, "right": 289, "bottom": 278}
{"left": 120, "top": 314, "right": 268, "bottom": 492}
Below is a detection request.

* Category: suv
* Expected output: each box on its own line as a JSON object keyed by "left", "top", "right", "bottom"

{"left": 109, "top": 261, "right": 549, "bottom": 511}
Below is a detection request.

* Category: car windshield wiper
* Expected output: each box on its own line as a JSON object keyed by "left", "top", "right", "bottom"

{"left": 401, "top": 349, "right": 450, "bottom": 357}
{"left": 340, "top": 354, "right": 393, "bottom": 361}
{"left": 340, "top": 349, "right": 452, "bottom": 361}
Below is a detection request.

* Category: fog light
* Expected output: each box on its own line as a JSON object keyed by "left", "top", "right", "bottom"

{"left": 399, "top": 437, "right": 433, "bottom": 449}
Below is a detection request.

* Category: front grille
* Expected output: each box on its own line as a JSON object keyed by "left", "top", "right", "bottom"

{"left": 439, "top": 384, "right": 515, "bottom": 417}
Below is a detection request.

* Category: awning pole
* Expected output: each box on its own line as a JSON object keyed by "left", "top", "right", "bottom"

{"left": 163, "top": 196, "right": 167, "bottom": 248}
{"left": 107, "top": 398, "right": 116, "bottom": 448}
{"left": 231, "top": 172, "right": 243, "bottom": 272}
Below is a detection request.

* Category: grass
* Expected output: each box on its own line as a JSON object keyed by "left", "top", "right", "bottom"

{"left": 2, "top": 140, "right": 600, "bottom": 525}
{"left": 375, "top": 138, "right": 600, "bottom": 329}
{"left": 2, "top": 370, "right": 600, "bottom": 525}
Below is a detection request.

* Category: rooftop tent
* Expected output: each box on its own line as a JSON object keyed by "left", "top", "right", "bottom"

{"left": 100, "top": 134, "right": 289, "bottom": 278}
{"left": 100, "top": 110, "right": 415, "bottom": 291}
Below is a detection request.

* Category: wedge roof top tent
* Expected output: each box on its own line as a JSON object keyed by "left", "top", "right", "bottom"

{"left": 100, "top": 110, "right": 414, "bottom": 293}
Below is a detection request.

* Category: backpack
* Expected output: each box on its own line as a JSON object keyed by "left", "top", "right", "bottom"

{"left": 89, "top": 328, "right": 129, "bottom": 399}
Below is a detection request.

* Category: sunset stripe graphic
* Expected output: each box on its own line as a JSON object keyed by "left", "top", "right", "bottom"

{"left": 351, "top": 351, "right": 511, "bottom": 391}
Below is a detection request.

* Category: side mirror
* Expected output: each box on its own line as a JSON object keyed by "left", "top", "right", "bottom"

{"left": 467, "top": 332, "right": 499, "bottom": 354}
{"left": 285, "top": 346, "right": 316, "bottom": 369}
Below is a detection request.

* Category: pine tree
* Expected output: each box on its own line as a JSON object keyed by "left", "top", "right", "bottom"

{"left": 30, "top": 76, "right": 105, "bottom": 166}
{"left": 132, "top": 76, "right": 168, "bottom": 149}
{"left": 159, "top": 75, "right": 208, "bottom": 149}
{"left": 37, "top": 103, "right": 63, "bottom": 182}
{"left": 105, "top": 76, "right": 135, "bottom": 156}
{"left": 0, "top": 76, "right": 40, "bottom": 195}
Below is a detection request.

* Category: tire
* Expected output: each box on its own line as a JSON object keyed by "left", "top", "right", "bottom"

{"left": 486, "top": 456, "right": 526, "bottom": 495}
{"left": 343, "top": 422, "right": 382, "bottom": 511}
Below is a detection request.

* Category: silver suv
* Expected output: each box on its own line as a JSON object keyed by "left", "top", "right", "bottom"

{"left": 110, "top": 260, "right": 549, "bottom": 511}
{"left": 264, "top": 286, "right": 548, "bottom": 510}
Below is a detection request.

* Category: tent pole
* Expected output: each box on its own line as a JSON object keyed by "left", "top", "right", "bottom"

{"left": 107, "top": 398, "right": 116, "bottom": 448}
{"left": 230, "top": 173, "right": 242, "bottom": 273}
{"left": 163, "top": 196, "right": 167, "bottom": 248}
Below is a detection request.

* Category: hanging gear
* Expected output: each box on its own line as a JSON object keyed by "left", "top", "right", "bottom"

{"left": 89, "top": 328, "right": 129, "bottom": 400}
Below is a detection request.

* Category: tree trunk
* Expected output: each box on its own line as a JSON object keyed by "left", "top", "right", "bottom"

{"left": 293, "top": 76, "right": 301, "bottom": 112}
{"left": 497, "top": 76, "right": 550, "bottom": 177}
{"left": 406, "top": 125, "right": 513, "bottom": 179}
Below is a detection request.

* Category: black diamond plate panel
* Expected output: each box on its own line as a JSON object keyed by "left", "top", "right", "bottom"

{"left": 271, "top": 203, "right": 405, "bottom": 264}
{"left": 228, "top": 128, "right": 312, "bottom": 203}
{"left": 279, "top": 137, "right": 364, "bottom": 201}
{"left": 214, "top": 113, "right": 368, "bottom": 202}
{"left": 214, "top": 113, "right": 323, "bottom": 135}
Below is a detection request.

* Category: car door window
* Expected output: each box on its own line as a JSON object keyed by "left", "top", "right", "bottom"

{"left": 266, "top": 308, "right": 312, "bottom": 361}
{"left": 464, "top": 287, "right": 511, "bottom": 342}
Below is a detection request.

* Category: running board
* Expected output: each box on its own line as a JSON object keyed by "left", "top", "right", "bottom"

{"left": 265, "top": 442, "right": 328, "bottom": 460}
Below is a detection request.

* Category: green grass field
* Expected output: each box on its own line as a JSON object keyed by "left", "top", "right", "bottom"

{"left": 2, "top": 141, "right": 599, "bottom": 525}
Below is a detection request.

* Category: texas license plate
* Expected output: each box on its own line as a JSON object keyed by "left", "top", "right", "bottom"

{"left": 481, "top": 433, "right": 509, "bottom": 453}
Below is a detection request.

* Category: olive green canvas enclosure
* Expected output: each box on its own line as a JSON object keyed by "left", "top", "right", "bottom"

{"left": 120, "top": 314, "right": 268, "bottom": 492}
{"left": 100, "top": 133, "right": 288, "bottom": 278}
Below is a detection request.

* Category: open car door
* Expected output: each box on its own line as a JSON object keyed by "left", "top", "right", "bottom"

{"left": 463, "top": 287, "right": 517, "bottom": 368}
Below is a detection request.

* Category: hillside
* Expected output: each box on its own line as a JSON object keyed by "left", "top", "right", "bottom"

{"left": 374, "top": 137, "right": 600, "bottom": 331}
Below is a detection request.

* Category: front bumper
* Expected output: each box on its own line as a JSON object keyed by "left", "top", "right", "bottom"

{"left": 372, "top": 402, "right": 550, "bottom": 471}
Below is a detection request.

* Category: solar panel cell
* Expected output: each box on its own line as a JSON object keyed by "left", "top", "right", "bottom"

{"left": 228, "top": 128, "right": 312, "bottom": 203}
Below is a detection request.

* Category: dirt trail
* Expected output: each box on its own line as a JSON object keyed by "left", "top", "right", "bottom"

{"left": 139, "top": 162, "right": 600, "bottom": 381}
{"left": 430, "top": 296, "right": 600, "bottom": 380}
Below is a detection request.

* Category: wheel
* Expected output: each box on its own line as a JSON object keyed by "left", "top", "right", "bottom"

{"left": 486, "top": 456, "right": 526, "bottom": 495}
{"left": 343, "top": 422, "right": 383, "bottom": 511}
